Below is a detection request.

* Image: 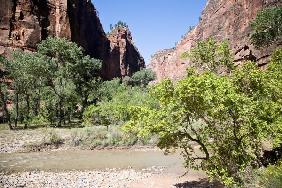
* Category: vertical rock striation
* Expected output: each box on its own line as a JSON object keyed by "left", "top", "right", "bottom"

{"left": 105, "top": 27, "right": 145, "bottom": 79}
{"left": 0, "top": 0, "right": 145, "bottom": 79}
{"left": 150, "top": 0, "right": 282, "bottom": 81}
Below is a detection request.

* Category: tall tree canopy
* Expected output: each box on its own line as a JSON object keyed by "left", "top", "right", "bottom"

{"left": 2, "top": 37, "right": 102, "bottom": 128}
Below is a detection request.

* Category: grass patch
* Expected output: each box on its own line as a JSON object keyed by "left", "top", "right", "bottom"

{"left": 42, "top": 128, "right": 64, "bottom": 145}
{"left": 69, "top": 126, "right": 157, "bottom": 149}
{"left": 0, "top": 124, "right": 10, "bottom": 131}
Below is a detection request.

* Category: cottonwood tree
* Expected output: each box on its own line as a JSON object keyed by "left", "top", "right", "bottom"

{"left": 37, "top": 37, "right": 102, "bottom": 126}
{"left": 124, "top": 39, "right": 282, "bottom": 186}
{"left": 4, "top": 37, "right": 102, "bottom": 128}
{"left": 5, "top": 51, "right": 47, "bottom": 128}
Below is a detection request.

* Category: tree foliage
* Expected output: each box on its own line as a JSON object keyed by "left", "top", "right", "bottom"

{"left": 110, "top": 21, "right": 128, "bottom": 31}
{"left": 2, "top": 37, "right": 102, "bottom": 128}
{"left": 83, "top": 83, "right": 157, "bottom": 129}
{"left": 181, "top": 38, "right": 234, "bottom": 74}
{"left": 125, "top": 68, "right": 156, "bottom": 87}
{"left": 257, "top": 161, "right": 282, "bottom": 188}
{"left": 250, "top": 7, "right": 282, "bottom": 48}
{"left": 124, "top": 43, "right": 282, "bottom": 186}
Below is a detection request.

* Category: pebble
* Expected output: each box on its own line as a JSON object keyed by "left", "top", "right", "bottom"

{"left": 0, "top": 170, "right": 152, "bottom": 188}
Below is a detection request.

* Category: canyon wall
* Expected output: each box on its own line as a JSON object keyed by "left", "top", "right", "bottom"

{"left": 0, "top": 0, "right": 145, "bottom": 79}
{"left": 105, "top": 27, "right": 145, "bottom": 79}
{"left": 149, "top": 0, "right": 282, "bottom": 81}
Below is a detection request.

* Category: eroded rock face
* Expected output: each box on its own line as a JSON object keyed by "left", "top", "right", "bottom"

{"left": 0, "top": 0, "right": 71, "bottom": 53}
{"left": 105, "top": 27, "right": 145, "bottom": 79}
{"left": 0, "top": 0, "right": 144, "bottom": 79}
{"left": 150, "top": 0, "right": 282, "bottom": 81}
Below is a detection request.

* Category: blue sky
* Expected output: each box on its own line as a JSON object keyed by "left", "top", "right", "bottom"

{"left": 93, "top": 0, "right": 207, "bottom": 63}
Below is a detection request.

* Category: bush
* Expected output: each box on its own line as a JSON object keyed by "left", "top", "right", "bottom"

{"left": 43, "top": 129, "right": 63, "bottom": 145}
{"left": 250, "top": 7, "right": 282, "bottom": 48}
{"left": 127, "top": 69, "right": 156, "bottom": 87}
{"left": 28, "top": 115, "right": 49, "bottom": 127}
{"left": 247, "top": 162, "right": 282, "bottom": 188}
{"left": 256, "top": 162, "right": 282, "bottom": 188}
{"left": 181, "top": 38, "right": 234, "bottom": 73}
{"left": 83, "top": 86, "right": 157, "bottom": 128}
{"left": 69, "top": 126, "right": 153, "bottom": 148}
{"left": 98, "top": 79, "right": 125, "bottom": 101}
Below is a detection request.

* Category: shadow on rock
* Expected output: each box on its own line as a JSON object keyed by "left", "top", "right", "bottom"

{"left": 174, "top": 178, "right": 224, "bottom": 188}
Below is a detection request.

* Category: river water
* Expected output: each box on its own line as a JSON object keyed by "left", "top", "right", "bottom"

{"left": 0, "top": 150, "right": 187, "bottom": 174}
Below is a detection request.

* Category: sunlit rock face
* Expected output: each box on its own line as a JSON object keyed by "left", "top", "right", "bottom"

{"left": 149, "top": 0, "right": 282, "bottom": 82}
{"left": 105, "top": 27, "right": 145, "bottom": 80}
{"left": 0, "top": 0, "right": 145, "bottom": 79}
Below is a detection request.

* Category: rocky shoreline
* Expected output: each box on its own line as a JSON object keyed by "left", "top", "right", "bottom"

{"left": 0, "top": 169, "right": 153, "bottom": 188}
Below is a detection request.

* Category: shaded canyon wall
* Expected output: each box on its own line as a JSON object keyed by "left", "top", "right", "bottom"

{"left": 0, "top": 0, "right": 145, "bottom": 79}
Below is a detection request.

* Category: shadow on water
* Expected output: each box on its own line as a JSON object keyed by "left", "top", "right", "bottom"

{"left": 175, "top": 178, "right": 224, "bottom": 188}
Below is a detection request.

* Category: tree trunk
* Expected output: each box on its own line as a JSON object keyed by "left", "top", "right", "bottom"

{"left": 58, "top": 99, "right": 62, "bottom": 127}
{"left": 15, "top": 93, "right": 19, "bottom": 128}
{"left": 79, "top": 96, "right": 88, "bottom": 119}
{"left": 0, "top": 88, "right": 12, "bottom": 130}
{"left": 34, "top": 90, "right": 41, "bottom": 116}
{"left": 63, "top": 108, "right": 66, "bottom": 126}
{"left": 24, "top": 94, "right": 30, "bottom": 129}
{"left": 68, "top": 113, "right": 71, "bottom": 124}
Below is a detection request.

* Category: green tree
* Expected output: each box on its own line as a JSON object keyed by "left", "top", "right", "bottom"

{"left": 98, "top": 79, "right": 125, "bottom": 101}
{"left": 4, "top": 37, "right": 102, "bottom": 128}
{"left": 37, "top": 37, "right": 102, "bottom": 125}
{"left": 84, "top": 84, "right": 157, "bottom": 129}
{"left": 0, "top": 82, "right": 12, "bottom": 129}
{"left": 181, "top": 38, "right": 234, "bottom": 73}
{"left": 0, "top": 55, "right": 11, "bottom": 128}
{"left": 115, "top": 21, "right": 128, "bottom": 29}
{"left": 109, "top": 21, "right": 129, "bottom": 32}
{"left": 5, "top": 51, "right": 47, "bottom": 128}
{"left": 125, "top": 69, "right": 156, "bottom": 87}
{"left": 130, "top": 68, "right": 156, "bottom": 87}
{"left": 250, "top": 7, "right": 282, "bottom": 48}
{"left": 124, "top": 45, "right": 282, "bottom": 186}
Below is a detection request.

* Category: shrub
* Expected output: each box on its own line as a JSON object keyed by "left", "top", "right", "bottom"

{"left": 69, "top": 126, "right": 151, "bottom": 148}
{"left": 43, "top": 129, "right": 64, "bottom": 145}
{"left": 257, "top": 162, "right": 282, "bottom": 188}
{"left": 98, "top": 79, "right": 125, "bottom": 101}
{"left": 28, "top": 115, "right": 49, "bottom": 127}
{"left": 128, "top": 69, "right": 156, "bottom": 87}
{"left": 181, "top": 38, "right": 234, "bottom": 74}
{"left": 83, "top": 86, "right": 157, "bottom": 128}
{"left": 250, "top": 7, "right": 282, "bottom": 48}
{"left": 43, "top": 129, "right": 63, "bottom": 145}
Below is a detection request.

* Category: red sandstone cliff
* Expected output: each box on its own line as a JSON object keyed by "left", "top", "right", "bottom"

{"left": 105, "top": 27, "right": 145, "bottom": 79}
{"left": 0, "top": 0, "right": 145, "bottom": 79}
{"left": 149, "top": 0, "right": 282, "bottom": 81}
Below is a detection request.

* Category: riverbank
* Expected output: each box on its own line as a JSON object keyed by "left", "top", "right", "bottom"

{"left": 0, "top": 169, "right": 223, "bottom": 188}
{"left": 0, "top": 127, "right": 157, "bottom": 153}
{"left": 0, "top": 127, "right": 224, "bottom": 187}
{"left": 0, "top": 169, "right": 152, "bottom": 188}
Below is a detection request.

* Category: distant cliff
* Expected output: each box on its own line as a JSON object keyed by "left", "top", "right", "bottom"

{"left": 0, "top": 0, "right": 145, "bottom": 79}
{"left": 149, "top": 0, "right": 282, "bottom": 81}
{"left": 105, "top": 27, "right": 145, "bottom": 79}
